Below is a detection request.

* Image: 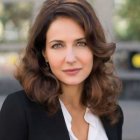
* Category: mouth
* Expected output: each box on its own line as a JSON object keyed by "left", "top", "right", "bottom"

{"left": 62, "top": 68, "right": 82, "bottom": 75}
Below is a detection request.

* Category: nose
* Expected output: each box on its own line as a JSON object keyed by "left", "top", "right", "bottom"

{"left": 65, "top": 48, "right": 76, "bottom": 64}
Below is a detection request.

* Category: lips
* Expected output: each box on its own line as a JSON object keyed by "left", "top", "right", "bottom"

{"left": 62, "top": 68, "right": 81, "bottom": 75}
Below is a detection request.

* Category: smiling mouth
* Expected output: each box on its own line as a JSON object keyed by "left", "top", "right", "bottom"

{"left": 62, "top": 68, "right": 82, "bottom": 75}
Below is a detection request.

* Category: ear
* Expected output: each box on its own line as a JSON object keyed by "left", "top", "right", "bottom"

{"left": 42, "top": 49, "right": 48, "bottom": 62}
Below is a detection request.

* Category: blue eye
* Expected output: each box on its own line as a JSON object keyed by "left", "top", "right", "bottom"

{"left": 77, "top": 41, "right": 87, "bottom": 47}
{"left": 52, "top": 43, "right": 63, "bottom": 49}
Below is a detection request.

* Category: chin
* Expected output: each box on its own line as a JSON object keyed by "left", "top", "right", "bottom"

{"left": 62, "top": 80, "right": 84, "bottom": 86}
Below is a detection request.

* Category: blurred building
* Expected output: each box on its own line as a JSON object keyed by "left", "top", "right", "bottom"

{"left": 0, "top": 0, "right": 140, "bottom": 98}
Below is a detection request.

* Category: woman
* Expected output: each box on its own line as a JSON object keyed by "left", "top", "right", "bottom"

{"left": 0, "top": 0, "right": 123, "bottom": 140}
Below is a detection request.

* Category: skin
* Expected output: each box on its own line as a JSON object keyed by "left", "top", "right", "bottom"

{"left": 44, "top": 17, "right": 94, "bottom": 140}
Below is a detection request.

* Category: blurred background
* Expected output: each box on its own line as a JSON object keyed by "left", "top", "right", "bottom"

{"left": 0, "top": 0, "right": 140, "bottom": 139}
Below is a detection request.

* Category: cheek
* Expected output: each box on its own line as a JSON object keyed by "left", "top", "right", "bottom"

{"left": 49, "top": 60, "right": 58, "bottom": 69}
{"left": 83, "top": 51, "right": 93, "bottom": 64}
{"left": 87, "top": 57, "right": 93, "bottom": 69}
{"left": 48, "top": 57, "right": 62, "bottom": 71}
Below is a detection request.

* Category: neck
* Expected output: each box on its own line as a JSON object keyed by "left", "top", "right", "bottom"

{"left": 59, "top": 83, "right": 83, "bottom": 108}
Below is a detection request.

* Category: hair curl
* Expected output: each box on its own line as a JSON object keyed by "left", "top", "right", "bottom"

{"left": 15, "top": 0, "right": 122, "bottom": 124}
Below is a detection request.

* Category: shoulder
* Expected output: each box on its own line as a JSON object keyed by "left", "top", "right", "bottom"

{"left": 116, "top": 105, "right": 124, "bottom": 126}
{"left": 0, "top": 90, "right": 44, "bottom": 116}
{"left": 113, "top": 105, "right": 124, "bottom": 139}
{"left": 0, "top": 90, "right": 30, "bottom": 118}
{"left": 0, "top": 90, "right": 30, "bottom": 139}
{"left": 117, "top": 105, "right": 124, "bottom": 130}
{"left": 1, "top": 90, "right": 31, "bottom": 110}
{"left": 101, "top": 105, "right": 124, "bottom": 128}
{"left": 101, "top": 105, "right": 123, "bottom": 139}
{"left": 0, "top": 90, "right": 46, "bottom": 128}
{"left": 4, "top": 90, "right": 29, "bottom": 102}
{"left": 1, "top": 90, "right": 50, "bottom": 117}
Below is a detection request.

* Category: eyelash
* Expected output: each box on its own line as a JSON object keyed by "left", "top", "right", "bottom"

{"left": 51, "top": 41, "right": 87, "bottom": 49}
{"left": 76, "top": 41, "right": 87, "bottom": 47}
{"left": 51, "top": 43, "right": 63, "bottom": 49}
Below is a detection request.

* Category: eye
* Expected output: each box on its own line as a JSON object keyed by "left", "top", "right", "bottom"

{"left": 76, "top": 41, "right": 87, "bottom": 47}
{"left": 51, "top": 43, "right": 63, "bottom": 49}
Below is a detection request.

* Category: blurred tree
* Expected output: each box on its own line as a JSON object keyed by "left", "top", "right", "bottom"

{"left": 115, "top": 0, "right": 140, "bottom": 41}
{"left": 0, "top": 2, "right": 33, "bottom": 43}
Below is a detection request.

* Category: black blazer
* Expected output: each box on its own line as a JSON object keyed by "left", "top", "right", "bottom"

{"left": 0, "top": 90, "right": 123, "bottom": 140}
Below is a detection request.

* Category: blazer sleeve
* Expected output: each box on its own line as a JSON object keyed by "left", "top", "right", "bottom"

{"left": 0, "top": 93, "right": 28, "bottom": 140}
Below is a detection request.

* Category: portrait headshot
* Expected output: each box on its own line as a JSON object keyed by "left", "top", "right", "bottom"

{"left": 0, "top": 0, "right": 123, "bottom": 140}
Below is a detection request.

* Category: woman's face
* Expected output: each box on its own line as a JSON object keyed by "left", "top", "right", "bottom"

{"left": 44, "top": 17, "right": 93, "bottom": 87}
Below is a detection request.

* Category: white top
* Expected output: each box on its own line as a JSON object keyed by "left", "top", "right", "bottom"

{"left": 59, "top": 100, "right": 108, "bottom": 140}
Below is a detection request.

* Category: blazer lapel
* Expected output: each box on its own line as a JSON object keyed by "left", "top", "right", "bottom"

{"left": 46, "top": 108, "right": 70, "bottom": 140}
{"left": 48, "top": 109, "right": 117, "bottom": 140}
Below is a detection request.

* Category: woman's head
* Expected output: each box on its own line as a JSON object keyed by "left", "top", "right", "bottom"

{"left": 16, "top": 0, "right": 121, "bottom": 124}
{"left": 28, "top": 0, "right": 113, "bottom": 73}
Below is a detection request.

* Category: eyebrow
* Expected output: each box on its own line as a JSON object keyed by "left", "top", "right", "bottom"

{"left": 48, "top": 40, "right": 63, "bottom": 44}
{"left": 75, "top": 38, "right": 86, "bottom": 42}
{"left": 48, "top": 37, "right": 86, "bottom": 44}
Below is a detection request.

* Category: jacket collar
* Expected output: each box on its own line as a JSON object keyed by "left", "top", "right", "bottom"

{"left": 47, "top": 107, "right": 118, "bottom": 140}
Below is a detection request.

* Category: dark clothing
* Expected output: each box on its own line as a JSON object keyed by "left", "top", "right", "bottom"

{"left": 0, "top": 90, "right": 123, "bottom": 140}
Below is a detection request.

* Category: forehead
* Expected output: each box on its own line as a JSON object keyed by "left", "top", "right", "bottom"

{"left": 46, "top": 17, "right": 85, "bottom": 40}
{"left": 48, "top": 16, "right": 83, "bottom": 30}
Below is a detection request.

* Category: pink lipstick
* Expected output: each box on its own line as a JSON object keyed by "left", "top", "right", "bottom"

{"left": 63, "top": 68, "right": 81, "bottom": 76}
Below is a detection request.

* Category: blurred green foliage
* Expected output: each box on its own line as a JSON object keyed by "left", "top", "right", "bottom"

{"left": 1, "top": 2, "right": 32, "bottom": 25}
{"left": 115, "top": 0, "right": 140, "bottom": 41}
{"left": 0, "top": 2, "right": 33, "bottom": 43}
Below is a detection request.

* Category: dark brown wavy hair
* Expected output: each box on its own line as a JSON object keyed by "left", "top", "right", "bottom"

{"left": 15, "top": 0, "right": 122, "bottom": 124}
